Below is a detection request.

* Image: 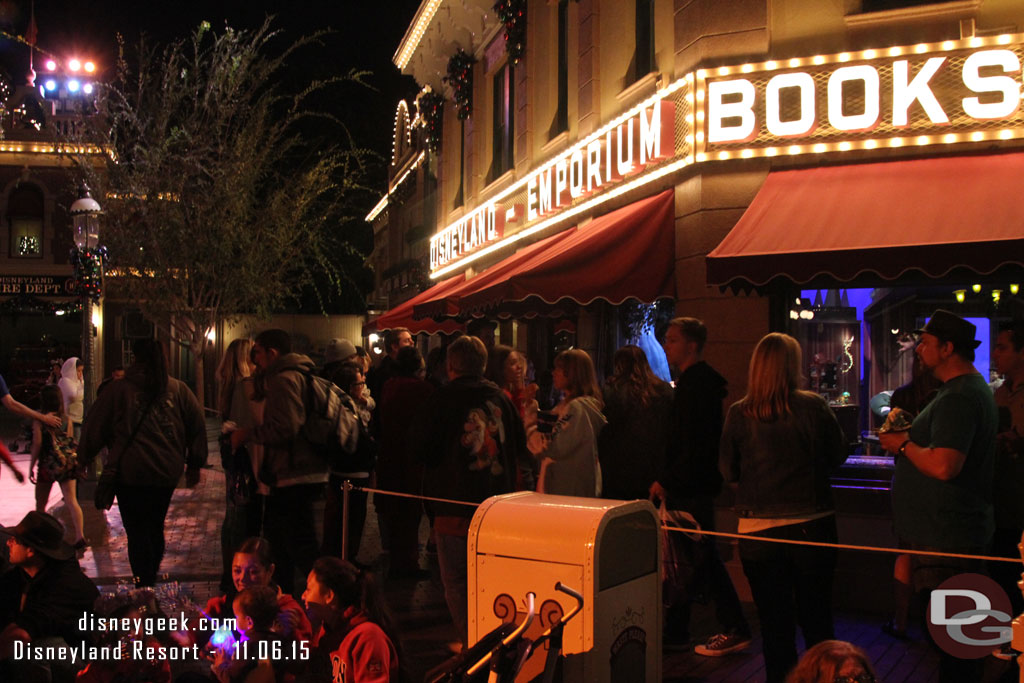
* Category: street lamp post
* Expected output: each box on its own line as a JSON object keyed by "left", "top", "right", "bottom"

{"left": 70, "top": 184, "right": 103, "bottom": 410}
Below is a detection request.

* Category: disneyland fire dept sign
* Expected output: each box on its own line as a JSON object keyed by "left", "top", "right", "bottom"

{"left": 429, "top": 33, "right": 1024, "bottom": 274}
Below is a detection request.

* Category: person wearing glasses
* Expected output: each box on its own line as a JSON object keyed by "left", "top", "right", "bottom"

{"left": 785, "top": 639, "right": 877, "bottom": 683}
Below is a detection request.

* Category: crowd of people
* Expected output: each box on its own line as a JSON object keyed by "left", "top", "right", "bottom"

{"left": 0, "top": 307, "right": 1020, "bottom": 683}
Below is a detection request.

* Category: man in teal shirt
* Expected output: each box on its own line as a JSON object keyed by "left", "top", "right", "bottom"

{"left": 880, "top": 309, "right": 997, "bottom": 682}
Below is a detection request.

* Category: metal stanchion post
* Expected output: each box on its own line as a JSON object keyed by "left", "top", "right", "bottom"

{"left": 341, "top": 479, "right": 352, "bottom": 561}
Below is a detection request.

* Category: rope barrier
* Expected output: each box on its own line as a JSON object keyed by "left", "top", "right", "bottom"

{"left": 659, "top": 525, "right": 1022, "bottom": 564}
{"left": 356, "top": 484, "right": 1024, "bottom": 565}
{"left": 360, "top": 485, "right": 479, "bottom": 508}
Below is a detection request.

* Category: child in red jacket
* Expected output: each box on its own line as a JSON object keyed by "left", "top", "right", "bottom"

{"left": 301, "top": 558, "right": 401, "bottom": 683}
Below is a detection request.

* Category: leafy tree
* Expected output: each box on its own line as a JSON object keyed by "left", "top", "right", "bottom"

{"left": 71, "top": 19, "right": 375, "bottom": 405}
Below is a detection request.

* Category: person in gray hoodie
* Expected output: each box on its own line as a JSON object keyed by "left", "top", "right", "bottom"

{"left": 231, "top": 328, "right": 328, "bottom": 594}
{"left": 530, "top": 348, "right": 606, "bottom": 497}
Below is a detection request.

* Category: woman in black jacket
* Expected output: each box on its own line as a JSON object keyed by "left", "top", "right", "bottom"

{"left": 80, "top": 339, "right": 208, "bottom": 586}
{"left": 720, "top": 333, "right": 848, "bottom": 683}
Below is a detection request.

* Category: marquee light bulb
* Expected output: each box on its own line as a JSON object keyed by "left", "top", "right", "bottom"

{"left": 45, "top": 60, "right": 56, "bottom": 71}
{"left": 84, "top": 61, "right": 95, "bottom": 73}
{"left": 972, "top": 283, "right": 982, "bottom": 293}
{"left": 67, "top": 79, "right": 80, "bottom": 92}
{"left": 1011, "top": 284, "right": 1020, "bottom": 295}
{"left": 68, "top": 59, "right": 81, "bottom": 71}
{"left": 954, "top": 289, "right": 966, "bottom": 303}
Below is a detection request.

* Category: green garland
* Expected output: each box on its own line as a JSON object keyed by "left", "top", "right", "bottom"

{"left": 418, "top": 89, "right": 445, "bottom": 153}
{"left": 0, "top": 295, "right": 81, "bottom": 315}
{"left": 70, "top": 245, "right": 107, "bottom": 302}
{"left": 494, "top": 0, "right": 527, "bottom": 66}
{"left": 444, "top": 49, "right": 476, "bottom": 121}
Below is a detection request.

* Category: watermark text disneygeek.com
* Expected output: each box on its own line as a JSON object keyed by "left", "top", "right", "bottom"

{"left": 78, "top": 610, "right": 235, "bottom": 636}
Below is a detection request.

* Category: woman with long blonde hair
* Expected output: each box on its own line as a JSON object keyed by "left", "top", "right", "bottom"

{"left": 530, "top": 349, "right": 606, "bottom": 496}
{"left": 217, "top": 338, "right": 254, "bottom": 419}
{"left": 720, "top": 333, "right": 849, "bottom": 683}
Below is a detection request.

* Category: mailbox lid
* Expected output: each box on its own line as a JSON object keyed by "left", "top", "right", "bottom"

{"left": 471, "top": 492, "right": 652, "bottom": 565}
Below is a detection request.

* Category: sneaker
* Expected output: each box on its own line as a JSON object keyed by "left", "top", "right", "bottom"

{"left": 992, "top": 643, "right": 1019, "bottom": 661}
{"left": 694, "top": 632, "right": 752, "bottom": 657}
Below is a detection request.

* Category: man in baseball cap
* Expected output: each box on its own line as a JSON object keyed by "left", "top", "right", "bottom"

{"left": 0, "top": 511, "right": 98, "bottom": 659}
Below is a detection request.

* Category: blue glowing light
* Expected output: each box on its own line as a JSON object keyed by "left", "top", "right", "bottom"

{"left": 45, "top": 79, "right": 57, "bottom": 91}
{"left": 83, "top": 83, "right": 94, "bottom": 94}
{"left": 209, "top": 628, "right": 234, "bottom": 648}
{"left": 67, "top": 79, "right": 80, "bottom": 92}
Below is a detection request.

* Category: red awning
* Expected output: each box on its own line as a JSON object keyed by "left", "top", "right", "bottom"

{"left": 362, "top": 274, "right": 467, "bottom": 336}
{"left": 442, "top": 189, "right": 676, "bottom": 318}
{"left": 412, "top": 229, "right": 577, "bottom": 320}
{"left": 706, "top": 152, "right": 1024, "bottom": 289}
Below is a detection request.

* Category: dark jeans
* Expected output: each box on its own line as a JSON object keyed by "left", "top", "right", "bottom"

{"left": 739, "top": 515, "right": 837, "bottom": 683}
{"left": 263, "top": 483, "right": 325, "bottom": 595}
{"left": 665, "top": 495, "right": 749, "bottom": 641}
{"left": 376, "top": 491, "right": 424, "bottom": 574}
{"left": 904, "top": 539, "right": 987, "bottom": 683}
{"left": 322, "top": 475, "right": 369, "bottom": 562}
{"left": 435, "top": 531, "right": 468, "bottom": 646}
{"left": 116, "top": 484, "right": 176, "bottom": 586}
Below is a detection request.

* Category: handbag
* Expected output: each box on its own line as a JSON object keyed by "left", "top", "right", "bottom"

{"left": 44, "top": 426, "right": 80, "bottom": 479}
{"left": 95, "top": 397, "right": 155, "bottom": 510}
{"left": 659, "top": 501, "right": 708, "bottom": 607}
{"left": 228, "top": 444, "right": 256, "bottom": 506}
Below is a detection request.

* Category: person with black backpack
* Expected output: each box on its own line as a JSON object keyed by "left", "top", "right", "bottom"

{"left": 230, "top": 329, "right": 328, "bottom": 595}
{"left": 320, "top": 361, "right": 377, "bottom": 562}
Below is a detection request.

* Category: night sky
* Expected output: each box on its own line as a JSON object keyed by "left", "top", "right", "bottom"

{"left": 0, "top": 0, "right": 425, "bottom": 193}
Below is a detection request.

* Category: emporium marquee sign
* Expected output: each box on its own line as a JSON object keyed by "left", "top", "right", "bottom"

{"left": 429, "top": 32, "right": 1024, "bottom": 277}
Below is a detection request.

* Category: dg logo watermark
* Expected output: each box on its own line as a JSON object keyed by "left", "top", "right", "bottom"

{"left": 926, "top": 573, "right": 1015, "bottom": 659}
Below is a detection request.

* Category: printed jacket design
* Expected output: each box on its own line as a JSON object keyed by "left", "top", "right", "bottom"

{"left": 417, "top": 375, "right": 528, "bottom": 519}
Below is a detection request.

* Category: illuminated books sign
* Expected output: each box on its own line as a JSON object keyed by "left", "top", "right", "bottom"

{"left": 428, "top": 33, "right": 1024, "bottom": 276}
{"left": 696, "top": 35, "right": 1024, "bottom": 159}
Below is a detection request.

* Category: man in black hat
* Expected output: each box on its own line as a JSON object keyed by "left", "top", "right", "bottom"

{"left": 0, "top": 511, "right": 99, "bottom": 659}
{"left": 879, "top": 309, "right": 997, "bottom": 682}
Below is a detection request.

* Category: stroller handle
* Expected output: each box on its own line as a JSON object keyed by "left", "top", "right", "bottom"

{"left": 466, "top": 592, "right": 536, "bottom": 677}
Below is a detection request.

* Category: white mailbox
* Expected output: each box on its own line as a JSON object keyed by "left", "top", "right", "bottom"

{"left": 467, "top": 492, "right": 661, "bottom": 683}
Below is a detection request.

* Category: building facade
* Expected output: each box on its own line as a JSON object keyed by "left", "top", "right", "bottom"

{"left": 367, "top": 0, "right": 1024, "bottom": 611}
{"left": 0, "top": 74, "right": 111, "bottom": 406}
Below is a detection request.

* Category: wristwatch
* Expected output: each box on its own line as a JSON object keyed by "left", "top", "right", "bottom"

{"left": 896, "top": 439, "right": 911, "bottom": 458}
